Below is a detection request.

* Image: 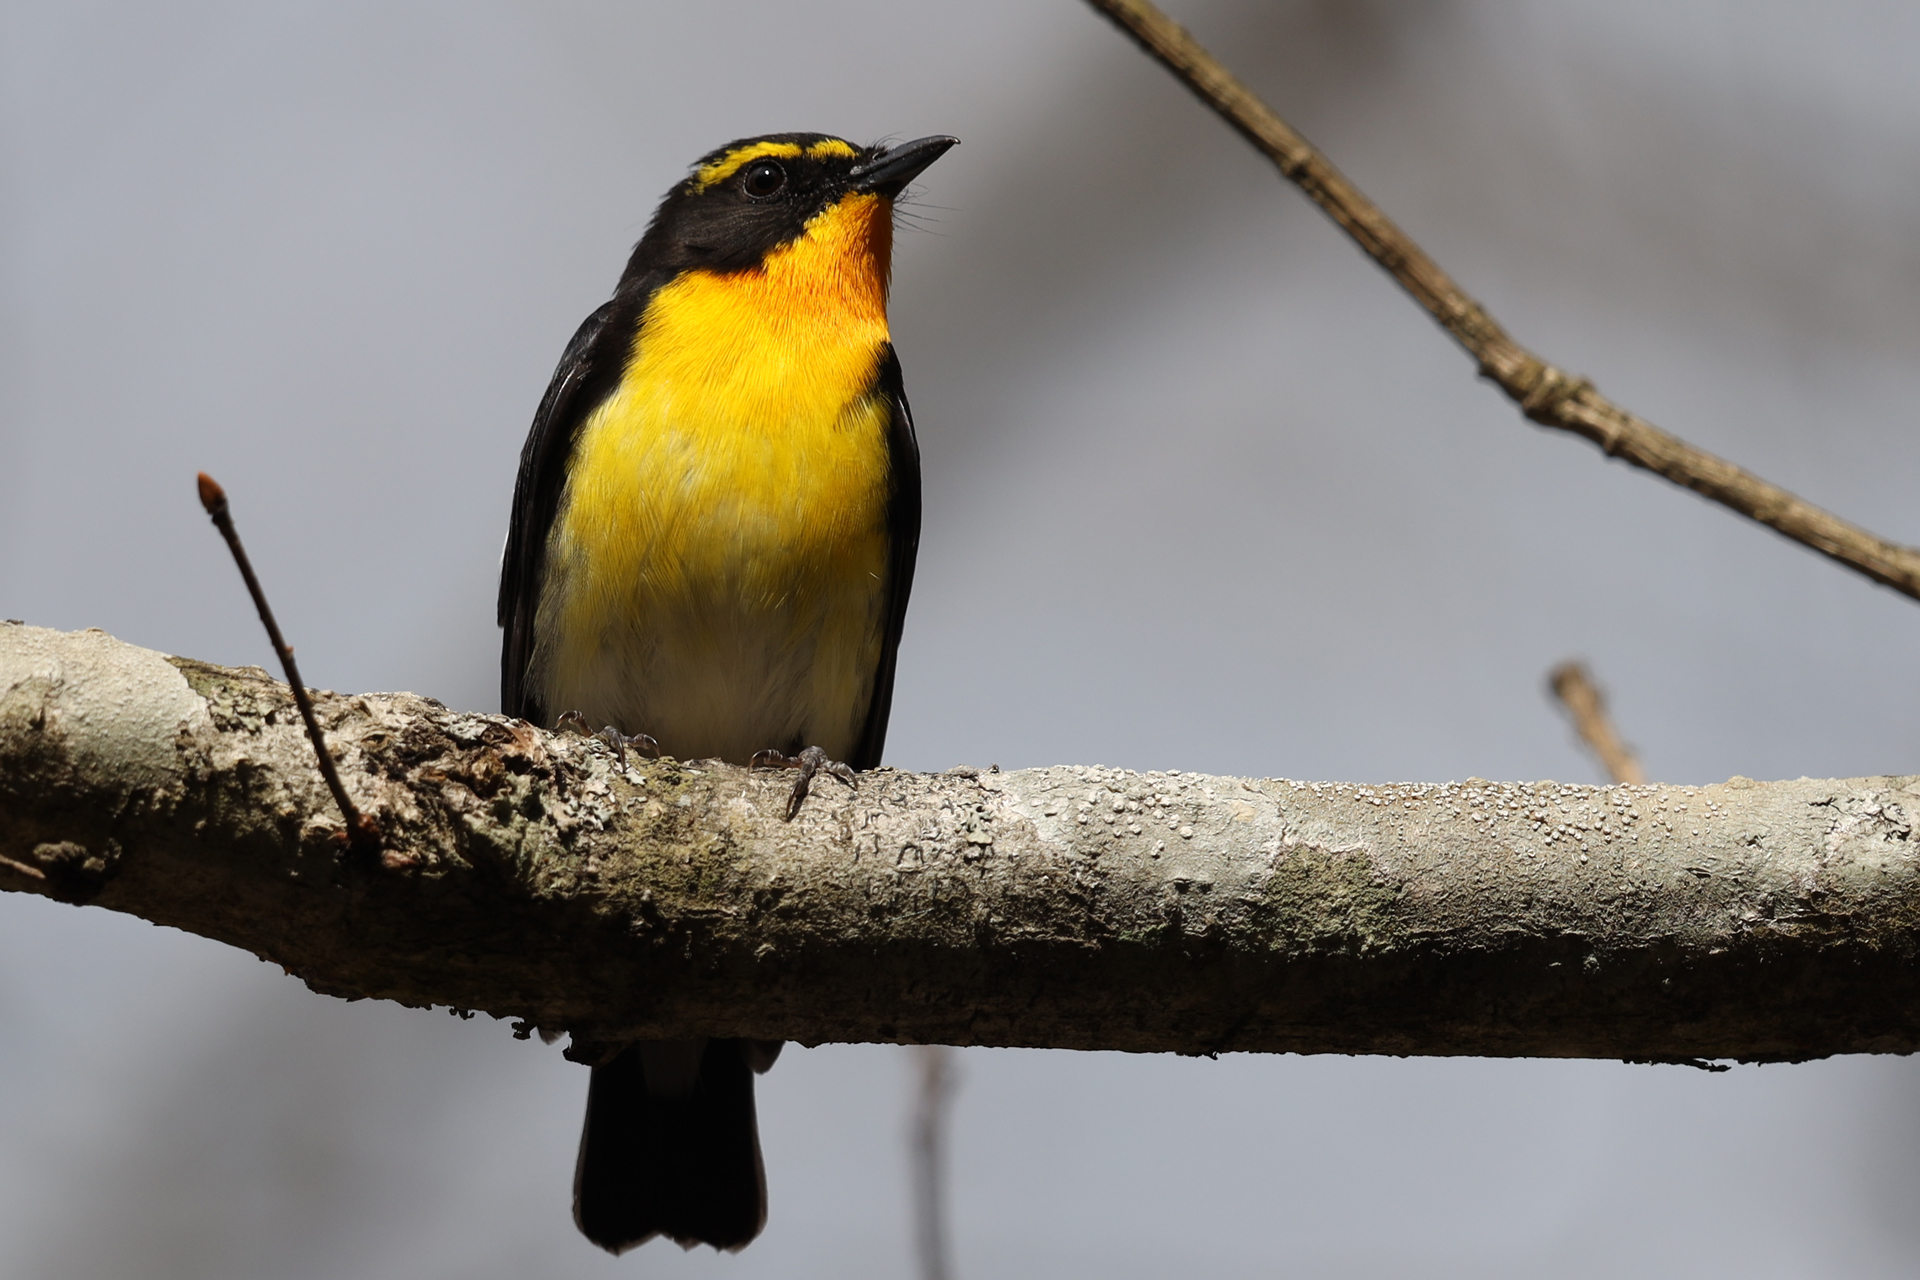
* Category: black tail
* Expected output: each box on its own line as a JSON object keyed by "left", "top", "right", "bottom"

{"left": 573, "top": 1039, "right": 767, "bottom": 1253}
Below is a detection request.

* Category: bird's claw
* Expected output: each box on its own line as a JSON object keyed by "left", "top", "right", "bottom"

{"left": 555, "top": 711, "right": 659, "bottom": 770}
{"left": 751, "top": 745, "right": 856, "bottom": 820}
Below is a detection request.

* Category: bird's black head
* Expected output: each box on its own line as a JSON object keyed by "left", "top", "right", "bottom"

{"left": 622, "top": 133, "right": 957, "bottom": 280}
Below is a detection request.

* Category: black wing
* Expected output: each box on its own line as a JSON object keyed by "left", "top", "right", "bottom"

{"left": 498, "top": 291, "right": 645, "bottom": 723}
{"left": 848, "top": 345, "right": 922, "bottom": 771}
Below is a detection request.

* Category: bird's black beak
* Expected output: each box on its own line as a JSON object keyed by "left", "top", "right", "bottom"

{"left": 848, "top": 135, "right": 959, "bottom": 197}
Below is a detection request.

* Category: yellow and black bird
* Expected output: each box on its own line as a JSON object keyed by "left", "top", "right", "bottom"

{"left": 497, "top": 132, "right": 956, "bottom": 1253}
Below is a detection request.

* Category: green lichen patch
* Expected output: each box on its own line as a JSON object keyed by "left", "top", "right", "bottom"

{"left": 165, "top": 656, "right": 282, "bottom": 733}
{"left": 1247, "top": 844, "right": 1405, "bottom": 957}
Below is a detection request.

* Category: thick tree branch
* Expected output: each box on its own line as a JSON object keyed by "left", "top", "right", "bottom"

{"left": 1085, "top": 0, "right": 1920, "bottom": 603}
{"left": 4, "top": 624, "right": 1918, "bottom": 1063}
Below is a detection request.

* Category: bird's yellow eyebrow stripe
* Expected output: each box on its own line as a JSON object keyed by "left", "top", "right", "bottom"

{"left": 692, "top": 138, "right": 859, "bottom": 192}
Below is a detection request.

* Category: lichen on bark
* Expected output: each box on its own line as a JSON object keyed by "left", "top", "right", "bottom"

{"left": 3, "top": 623, "right": 1918, "bottom": 1063}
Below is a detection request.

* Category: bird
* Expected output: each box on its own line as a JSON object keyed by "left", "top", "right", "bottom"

{"left": 497, "top": 132, "right": 956, "bottom": 1254}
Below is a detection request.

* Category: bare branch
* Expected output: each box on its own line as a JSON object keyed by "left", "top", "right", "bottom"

{"left": 4, "top": 624, "right": 1919, "bottom": 1063}
{"left": 1549, "top": 662, "right": 1647, "bottom": 785}
{"left": 911, "top": 1045, "right": 957, "bottom": 1280}
{"left": 1083, "top": 0, "right": 1920, "bottom": 603}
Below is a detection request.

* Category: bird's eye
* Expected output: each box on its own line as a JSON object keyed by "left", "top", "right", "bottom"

{"left": 742, "top": 159, "right": 787, "bottom": 198}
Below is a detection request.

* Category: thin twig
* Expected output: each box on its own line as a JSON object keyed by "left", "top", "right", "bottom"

{"left": 196, "top": 472, "right": 377, "bottom": 851}
{"left": 1549, "top": 661, "right": 1646, "bottom": 785}
{"left": 910, "top": 1045, "right": 957, "bottom": 1280}
{"left": 0, "top": 853, "right": 48, "bottom": 882}
{"left": 1083, "top": 0, "right": 1920, "bottom": 603}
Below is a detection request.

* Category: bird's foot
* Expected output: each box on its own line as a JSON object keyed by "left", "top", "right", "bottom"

{"left": 751, "top": 745, "right": 856, "bottom": 821}
{"left": 555, "top": 711, "right": 660, "bottom": 770}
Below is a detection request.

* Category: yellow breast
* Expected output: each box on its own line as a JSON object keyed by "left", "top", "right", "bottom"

{"left": 531, "top": 193, "right": 897, "bottom": 762}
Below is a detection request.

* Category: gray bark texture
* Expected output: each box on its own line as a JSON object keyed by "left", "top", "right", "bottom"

{"left": 3, "top": 622, "right": 1918, "bottom": 1064}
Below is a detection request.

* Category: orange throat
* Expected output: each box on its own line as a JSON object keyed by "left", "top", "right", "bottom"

{"left": 684, "top": 190, "right": 893, "bottom": 352}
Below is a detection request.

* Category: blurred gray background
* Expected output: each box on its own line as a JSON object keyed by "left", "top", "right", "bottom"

{"left": 5, "top": 0, "right": 1920, "bottom": 1276}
